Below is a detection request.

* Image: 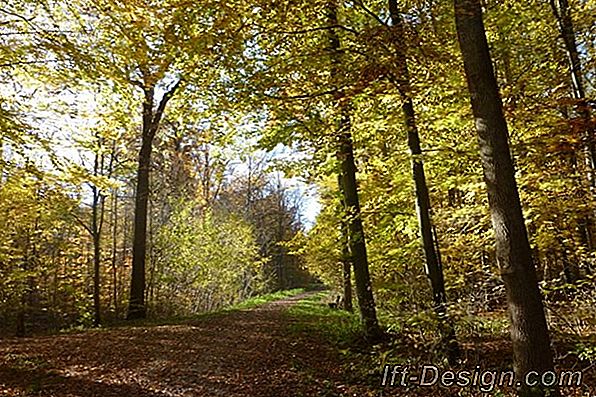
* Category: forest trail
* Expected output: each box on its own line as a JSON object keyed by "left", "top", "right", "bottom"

{"left": 0, "top": 292, "right": 367, "bottom": 397}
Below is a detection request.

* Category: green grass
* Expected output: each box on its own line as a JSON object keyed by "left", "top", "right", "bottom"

{"left": 61, "top": 288, "right": 308, "bottom": 333}
{"left": 224, "top": 288, "right": 306, "bottom": 311}
{"left": 283, "top": 292, "right": 388, "bottom": 385}
{"left": 284, "top": 291, "right": 363, "bottom": 346}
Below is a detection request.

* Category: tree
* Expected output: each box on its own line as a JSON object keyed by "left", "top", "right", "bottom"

{"left": 549, "top": 0, "right": 594, "bottom": 266}
{"left": 549, "top": 0, "right": 595, "bottom": 189}
{"left": 218, "top": 153, "right": 310, "bottom": 291}
{"left": 454, "top": 0, "right": 556, "bottom": 395}
{"left": 387, "top": 0, "right": 459, "bottom": 364}
{"left": 151, "top": 201, "right": 265, "bottom": 316}
{"left": 338, "top": 175, "right": 353, "bottom": 312}
{"left": 328, "top": 1, "right": 382, "bottom": 342}
{"left": 72, "top": 145, "right": 108, "bottom": 327}
{"left": 128, "top": 79, "right": 181, "bottom": 319}
{"left": 69, "top": 129, "right": 120, "bottom": 327}
{"left": 31, "top": 0, "right": 251, "bottom": 320}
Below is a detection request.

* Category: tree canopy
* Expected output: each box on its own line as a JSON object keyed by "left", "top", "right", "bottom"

{"left": 0, "top": 0, "right": 594, "bottom": 395}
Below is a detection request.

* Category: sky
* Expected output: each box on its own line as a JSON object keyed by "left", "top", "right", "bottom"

{"left": 14, "top": 82, "right": 323, "bottom": 229}
{"left": 226, "top": 141, "right": 321, "bottom": 229}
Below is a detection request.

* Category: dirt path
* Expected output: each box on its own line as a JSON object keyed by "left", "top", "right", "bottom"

{"left": 0, "top": 292, "right": 357, "bottom": 397}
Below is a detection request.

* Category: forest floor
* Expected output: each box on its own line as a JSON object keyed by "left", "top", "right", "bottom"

{"left": 0, "top": 291, "right": 594, "bottom": 397}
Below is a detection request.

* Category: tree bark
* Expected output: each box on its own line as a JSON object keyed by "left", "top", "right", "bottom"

{"left": 341, "top": 253, "right": 353, "bottom": 312}
{"left": 127, "top": 91, "right": 153, "bottom": 319}
{"left": 388, "top": 0, "right": 459, "bottom": 364}
{"left": 92, "top": 231, "right": 101, "bottom": 326}
{"left": 337, "top": 123, "right": 382, "bottom": 341}
{"left": 338, "top": 175, "right": 353, "bottom": 312}
{"left": 16, "top": 252, "right": 28, "bottom": 337}
{"left": 328, "top": 2, "right": 382, "bottom": 342}
{"left": 91, "top": 148, "right": 106, "bottom": 327}
{"left": 454, "top": 1, "right": 556, "bottom": 395}
{"left": 127, "top": 80, "right": 181, "bottom": 320}
{"left": 111, "top": 189, "right": 118, "bottom": 313}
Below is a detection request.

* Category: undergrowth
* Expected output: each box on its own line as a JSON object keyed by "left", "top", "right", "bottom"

{"left": 62, "top": 288, "right": 308, "bottom": 333}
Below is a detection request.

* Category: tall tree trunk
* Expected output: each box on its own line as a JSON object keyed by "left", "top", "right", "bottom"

{"left": 91, "top": 184, "right": 101, "bottom": 327}
{"left": 111, "top": 189, "right": 118, "bottom": 313}
{"left": 16, "top": 251, "right": 28, "bottom": 337}
{"left": 276, "top": 176, "right": 286, "bottom": 289}
{"left": 92, "top": 232, "right": 101, "bottom": 326}
{"left": 388, "top": 0, "right": 459, "bottom": 364}
{"left": 338, "top": 175, "right": 353, "bottom": 312}
{"left": 128, "top": 114, "right": 152, "bottom": 320}
{"left": 120, "top": 195, "right": 130, "bottom": 312}
{"left": 454, "top": 1, "right": 556, "bottom": 395}
{"left": 91, "top": 149, "right": 105, "bottom": 327}
{"left": 146, "top": 187, "right": 156, "bottom": 308}
{"left": 328, "top": 2, "right": 382, "bottom": 342}
{"left": 550, "top": 0, "right": 594, "bottom": 265}
{"left": 550, "top": 0, "right": 594, "bottom": 187}
{"left": 341, "top": 252, "right": 353, "bottom": 312}
{"left": 558, "top": 239, "right": 580, "bottom": 285}
{"left": 337, "top": 120, "right": 382, "bottom": 341}
{"left": 127, "top": 80, "right": 181, "bottom": 320}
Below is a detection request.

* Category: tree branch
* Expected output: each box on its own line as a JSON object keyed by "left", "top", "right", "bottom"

{"left": 151, "top": 78, "right": 183, "bottom": 130}
{"left": 0, "top": 59, "right": 62, "bottom": 68}
{"left": 256, "top": 23, "right": 358, "bottom": 36}
{"left": 350, "top": 0, "right": 389, "bottom": 27}
{"left": 262, "top": 88, "right": 339, "bottom": 101}
{"left": 0, "top": 29, "right": 76, "bottom": 35}
{"left": 70, "top": 211, "right": 93, "bottom": 236}
{"left": 129, "top": 79, "right": 145, "bottom": 89}
{"left": 0, "top": 8, "right": 34, "bottom": 24}
{"left": 549, "top": 0, "right": 560, "bottom": 19}
{"left": 98, "top": 194, "right": 106, "bottom": 237}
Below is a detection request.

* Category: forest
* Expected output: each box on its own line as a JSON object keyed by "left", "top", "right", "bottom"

{"left": 0, "top": 0, "right": 594, "bottom": 396}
